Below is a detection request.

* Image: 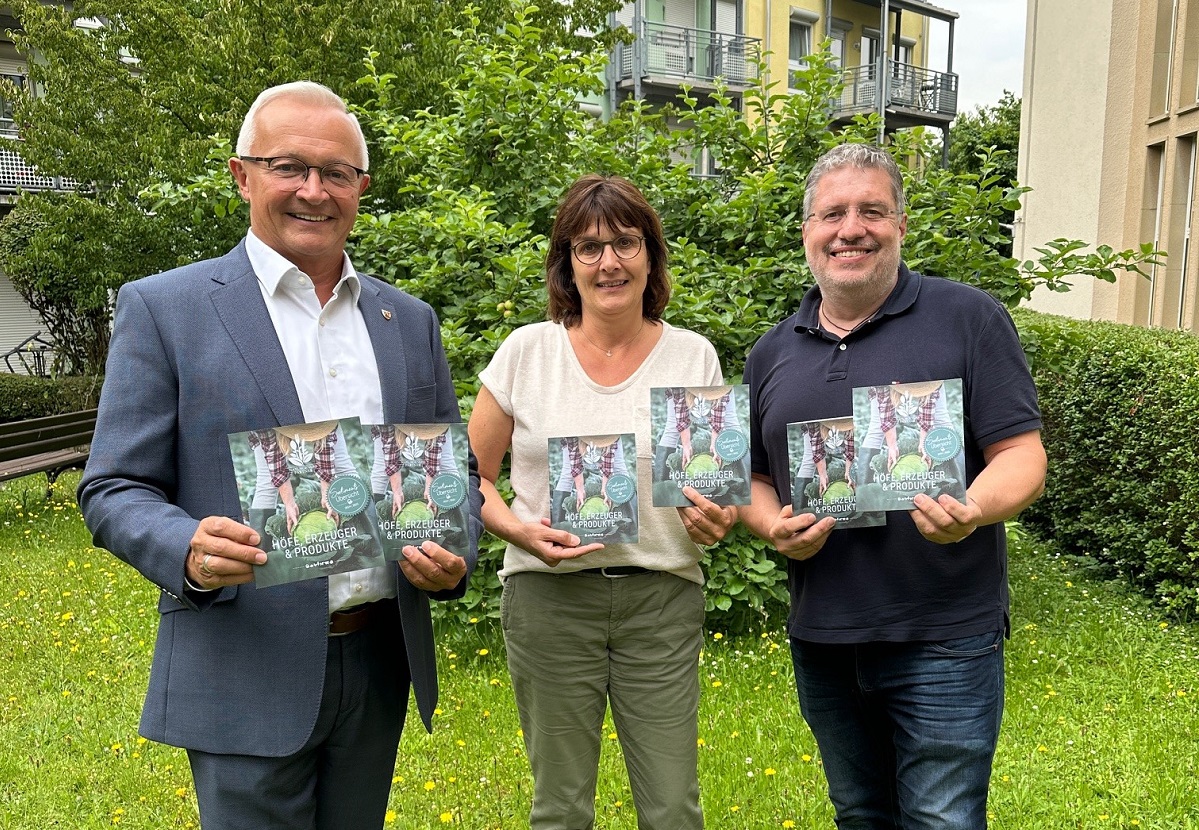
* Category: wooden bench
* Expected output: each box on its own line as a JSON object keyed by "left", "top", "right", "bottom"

{"left": 0, "top": 409, "right": 98, "bottom": 495}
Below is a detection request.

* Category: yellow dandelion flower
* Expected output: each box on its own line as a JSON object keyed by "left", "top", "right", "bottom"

{"left": 478, "top": 648, "right": 489, "bottom": 656}
{"left": 783, "top": 822, "right": 796, "bottom": 828}
{"left": 765, "top": 767, "right": 776, "bottom": 775}
{"left": 801, "top": 754, "right": 812, "bottom": 762}
{"left": 711, "top": 680, "right": 723, "bottom": 688}
{"left": 385, "top": 809, "right": 397, "bottom": 823}
{"left": 440, "top": 812, "right": 453, "bottom": 823}
{"left": 608, "top": 732, "right": 618, "bottom": 741}
{"left": 175, "top": 788, "right": 188, "bottom": 798}
{"left": 697, "top": 738, "right": 706, "bottom": 747}
{"left": 424, "top": 780, "right": 436, "bottom": 791}
{"left": 456, "top": 739, "right": 466, "bottom": 747}
{"left": 713, "top": 632, "right": 723, "bottom": 640}
{"left": 730, "top": 805, "right": 740, "bottom": 812}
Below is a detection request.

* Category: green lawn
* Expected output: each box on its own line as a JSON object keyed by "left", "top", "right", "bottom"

{"left": 1, "top": 474, "right": 1197, "bottom": 829}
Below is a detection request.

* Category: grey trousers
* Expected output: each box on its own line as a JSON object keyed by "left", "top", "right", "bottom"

{"left": 502, "top": 569, "right": 705, "bottom": 830}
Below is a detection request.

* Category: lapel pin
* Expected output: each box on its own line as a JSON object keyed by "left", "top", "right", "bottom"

{"left": 381, "top": 309, "right": 392, "bottom": 321}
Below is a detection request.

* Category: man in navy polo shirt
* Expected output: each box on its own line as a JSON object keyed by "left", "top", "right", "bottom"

{"left": 741, "top": 143, "right": 1046, "bottom": 830}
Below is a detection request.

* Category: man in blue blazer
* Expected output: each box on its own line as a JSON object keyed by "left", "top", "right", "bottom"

{"left": 78, "top": 81, "right": 481, "bottom": 830}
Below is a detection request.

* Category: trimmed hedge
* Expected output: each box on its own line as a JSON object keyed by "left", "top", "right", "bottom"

{"left": 1015, "top": 308, "right": 1199, "bottom": 617}
{"left": 0, "top": 374, "right": 103, "bottom": 423}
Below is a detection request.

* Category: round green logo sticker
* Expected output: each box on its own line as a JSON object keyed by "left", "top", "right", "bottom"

{"left": 605, "top": 473, "right": 636, "bottom": 506}
{"left": 923, "top": 427, "right": 962, "bottom": 464}
{"left": 713, "top": 428, "right": 748, "bottom": 462}
{"left": 429, "top": 473, "right": 467, "bottom": 510}
{"left": 326, "top": 475, "right": 370, "bottom": 518}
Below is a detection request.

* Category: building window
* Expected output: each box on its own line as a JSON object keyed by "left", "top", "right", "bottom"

{"left": 1140, "top": 145, "right": 1167, "bottom": 326}
{"left": 829, "top": 25, "right": 847, "bottom": 68}
{"left": 0, "top": 73, "right": 26, "bottom": 137}
{"left": 789, "top": 21, "right": 812, "bottom": 88}
{"left": 1150, "top": 0, "right": 1179, "bottom": 116}
{"left": 1167, "top": 136, "right": 1197, "bottom": 330}
{"left": 862, "top": 32, "right": 880, "bottom": 80}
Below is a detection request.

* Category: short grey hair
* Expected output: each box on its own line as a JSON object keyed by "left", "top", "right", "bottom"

{"left": 235, "top": 81, "right": 369, "bottom": 170}
{"left": 803, "top": 143, "right": 905, "bottom": 218}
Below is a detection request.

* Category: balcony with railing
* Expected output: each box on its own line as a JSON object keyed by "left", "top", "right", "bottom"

{"left": 613, "top": 20, "right": 761, "bottom": 98}
{"left": 833, "top": 60, "right": 958, "bottom": 129}
{"left": 0, "top": 91, "right": 76, "bottom": 197}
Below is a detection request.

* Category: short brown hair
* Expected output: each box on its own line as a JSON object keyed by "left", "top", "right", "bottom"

{"left": 546, "top": 174, "right": 671, "bottom": 327}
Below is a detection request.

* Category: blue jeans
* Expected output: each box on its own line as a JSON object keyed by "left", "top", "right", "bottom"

{"left": 790, "top": 632, "right": 1004, "bottom": 830}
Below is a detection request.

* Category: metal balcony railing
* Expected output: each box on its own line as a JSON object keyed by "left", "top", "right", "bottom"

{"left": 616, "top": 20, "right": 761, "bottom": 90}
{"left": 834, "top": 61, "right": 958, "bottom": 121}
{"left": 0, "top": 135, "right": 77, "bottom": 193}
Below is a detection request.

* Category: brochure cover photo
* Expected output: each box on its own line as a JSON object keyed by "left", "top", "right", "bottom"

{"left": 227, "top": 417, "right": 387, "bottom": 588}
{"left": 364, "top": 422, "right": 471, "bottom": 560}
{"left": 851, "top": 379, "right": 968, "bottom": 512}
{"left": 649, "top": 384, "right": 751, "bottom": 507}
{"left": 787, "top": 416, "right": 885, "bottom": 529}
{"left": 547, "top": 434, "right": 639, "bottom": 544}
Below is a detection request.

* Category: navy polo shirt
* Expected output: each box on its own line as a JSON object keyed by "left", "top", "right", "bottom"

{"left": 745, "top": 264, "right": 1041, "bottom": 644}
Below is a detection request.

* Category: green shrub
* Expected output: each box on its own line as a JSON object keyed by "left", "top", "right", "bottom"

{"left": 1016, "top": 308, "right": 1199, "bottom": 618}
{"left": 0, "top": 374, "right": 103, "bottom": 422}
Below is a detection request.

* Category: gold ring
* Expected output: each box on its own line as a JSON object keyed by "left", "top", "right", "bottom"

{"left": 199, "top": 553, "right": 215, "bottom": 577}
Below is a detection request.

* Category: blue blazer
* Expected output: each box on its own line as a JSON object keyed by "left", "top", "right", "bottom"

{"left": 78, "top": 242, "right": 481, "bottom": 756}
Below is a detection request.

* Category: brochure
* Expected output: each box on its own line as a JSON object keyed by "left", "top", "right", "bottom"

{"left": 851, "top": 379, "right": 968, "bottom": 512}
{"left": 547, "top": 433, "right": 639, "bottom": 543}
{"left": 787, "top": 415, "right": 885, "bottom": 529}
{"left": 649, "top": 384, "right": 752, "bottom": 507}
{"left": 227, "top": 417, "right": 387, "bottom": 588}
{"left": 363, "top": 422, "right": 471, "bottom": 561}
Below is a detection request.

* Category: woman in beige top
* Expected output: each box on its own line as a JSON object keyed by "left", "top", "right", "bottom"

{"left": 469, "top": 174, "right": 736, "bottom": 829}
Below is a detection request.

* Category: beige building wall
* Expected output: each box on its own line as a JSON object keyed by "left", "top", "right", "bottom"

{"left": 1019, "top": 0, "right": 1199, "bottom": 332}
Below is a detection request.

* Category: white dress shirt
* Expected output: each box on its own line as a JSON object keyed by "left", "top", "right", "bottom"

{"left": 246, "top": 230, "right": 395, "bottom": 613}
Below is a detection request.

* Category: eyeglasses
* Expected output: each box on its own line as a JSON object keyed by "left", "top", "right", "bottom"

{"left": 805, "top": 205, "right": 900, "bottom": 227}
{"left": 570, "top": 235, "right": 645, "bottom": 266}
{"left": 238, "top": 155, "right": 367, "bottom": 193}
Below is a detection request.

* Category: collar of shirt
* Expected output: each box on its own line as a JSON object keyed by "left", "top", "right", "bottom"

{"left": 794, "top": 263, "right": 921, "bottom": 336}
{"left": 245, "top": 228, "right": 362, "bottom": 305}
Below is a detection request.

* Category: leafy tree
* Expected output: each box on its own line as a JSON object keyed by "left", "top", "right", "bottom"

{"left": 0, "top": 0, "right": 622, "bottom": 374}
{"left": 946, "top": 90, "right": 1021, "bottom": 191}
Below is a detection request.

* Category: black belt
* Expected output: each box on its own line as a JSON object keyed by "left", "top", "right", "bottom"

{"left": 329, "top": 599, "right": 391, "bottom": 636}
{"left": 579, "top": 566, "right": 654, "bottom": 578}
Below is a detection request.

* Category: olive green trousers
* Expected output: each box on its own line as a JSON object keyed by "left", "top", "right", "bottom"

{"left": 502, "top": 569, "right": 705, "bottom": 830}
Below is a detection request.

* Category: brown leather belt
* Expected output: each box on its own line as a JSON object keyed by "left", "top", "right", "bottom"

{"left": 329, "top": 600, "right": 390, "bottom": 636}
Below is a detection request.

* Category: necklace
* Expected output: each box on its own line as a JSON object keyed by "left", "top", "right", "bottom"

{"left": 819, "top": 301, "right": 884, "bottom": 336}
{"left": 577, "top": 319, "right": 645, "bottom": 357}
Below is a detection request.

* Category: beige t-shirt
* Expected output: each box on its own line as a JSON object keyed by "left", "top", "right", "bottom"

{"left": 479, "top": 321, "right": 724, "bottom": 584}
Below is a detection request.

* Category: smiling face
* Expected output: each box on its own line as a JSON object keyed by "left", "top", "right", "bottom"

{"left": 228, "top": 99, "right": 369, "bottom": 285}
{"left": 570, "top": 221, "right": 651, "bottom": 321}
{"left": 802, "top": 165, "right": 907, "bottom": 303}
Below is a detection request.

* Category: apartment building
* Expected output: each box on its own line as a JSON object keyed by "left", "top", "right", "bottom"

{"left": 607, "top": 0, "right": 959, "bottom": 142}
{"left": 1017, "top": 0, "right": 1199, "bottom": 332}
